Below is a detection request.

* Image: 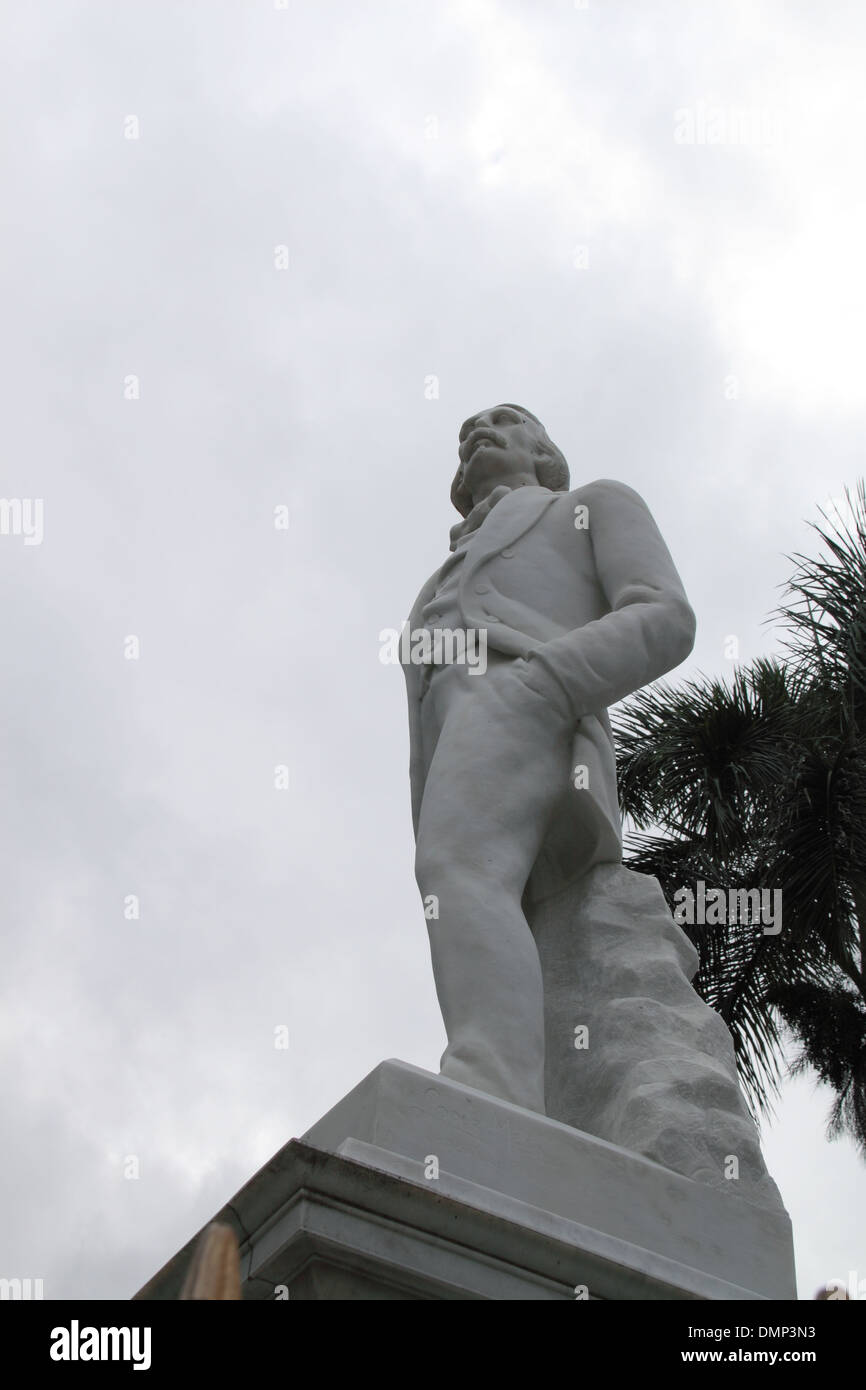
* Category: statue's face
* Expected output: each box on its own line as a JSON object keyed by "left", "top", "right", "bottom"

{"left": 457, "top": 405, "right": 542, "bottom": 506}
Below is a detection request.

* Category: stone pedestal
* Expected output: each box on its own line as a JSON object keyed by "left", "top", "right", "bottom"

{"left": 135, "top": 1060, "right": 796, "bottom": 1301}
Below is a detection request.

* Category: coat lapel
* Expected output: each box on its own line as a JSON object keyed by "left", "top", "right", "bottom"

{"left": 460, "top": 487, "right": 560, "bottom": 592}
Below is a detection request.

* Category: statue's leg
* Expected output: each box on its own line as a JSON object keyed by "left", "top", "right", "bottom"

{"left": 414, "top": 659, "right": 574, "bottom": 1113}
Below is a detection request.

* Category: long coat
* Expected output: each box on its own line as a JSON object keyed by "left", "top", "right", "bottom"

{"left": 402, "top": 479, "right": 696, "bottom": 906}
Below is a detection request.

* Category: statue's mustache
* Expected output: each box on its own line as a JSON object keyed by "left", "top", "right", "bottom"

{"left": 459, "top": 429, "right": 506, "bottom": 464}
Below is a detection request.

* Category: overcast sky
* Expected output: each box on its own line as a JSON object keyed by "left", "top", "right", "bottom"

{"left": 2, "top": 0, "right": 864, "bottom": 1301}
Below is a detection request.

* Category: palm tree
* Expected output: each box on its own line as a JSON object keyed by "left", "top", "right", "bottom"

{"left": 613, "top": 486, "right": 866, "bottom": 1153}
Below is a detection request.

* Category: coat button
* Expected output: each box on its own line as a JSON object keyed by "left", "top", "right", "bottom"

{"left": 501, "top": 548, "right": 515, "bottom": 558}
{"left": 475, "top": 583, "right": 490, "bottom": 594}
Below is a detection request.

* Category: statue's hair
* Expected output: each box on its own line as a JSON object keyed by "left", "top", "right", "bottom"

{"left": 450, "top": 403, "right": 570, "bottom": 517}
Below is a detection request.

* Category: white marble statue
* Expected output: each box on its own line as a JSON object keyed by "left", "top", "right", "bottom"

{"left": 401, "top": 404, "right": 783, "bottom": 1205}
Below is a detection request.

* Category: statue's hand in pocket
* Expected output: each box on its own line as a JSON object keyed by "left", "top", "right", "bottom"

{"left": 510, "top": 652, "right": 576, "bottom": 725}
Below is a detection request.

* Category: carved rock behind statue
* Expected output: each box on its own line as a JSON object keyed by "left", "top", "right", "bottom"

{"left": 530, "top": 862, "right": 784, "bottom": 1209}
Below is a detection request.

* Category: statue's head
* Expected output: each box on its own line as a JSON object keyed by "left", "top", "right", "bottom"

{"left": 450, "top": 403, "right": 569, "bottom": 517}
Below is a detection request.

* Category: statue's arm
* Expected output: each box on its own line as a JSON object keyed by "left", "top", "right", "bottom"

{"left": 404, "top": 664, "right": 425, "bottom": 838}
{"left": 523, "top": 479, "right": 696, "bottom": 719}
{"left": 400, "top": 600, "right": 434, "bottom": 841}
